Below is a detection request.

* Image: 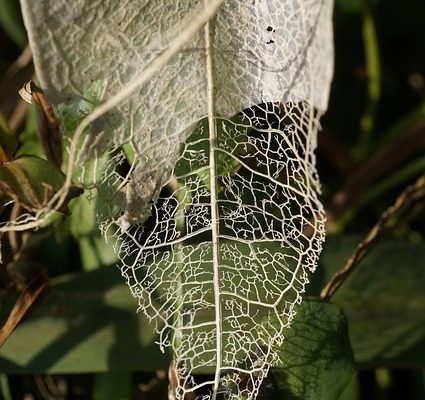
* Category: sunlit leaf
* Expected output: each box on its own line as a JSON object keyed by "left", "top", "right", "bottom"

{"left": 20, "top": 1, "right": 334, "bottom": 398}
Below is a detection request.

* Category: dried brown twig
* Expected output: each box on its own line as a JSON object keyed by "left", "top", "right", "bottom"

{"left": 0, "top": 270, "right": 48, "bottom": 347}
{"left": 321, "top": 173, "right": 425, "bottom": 300}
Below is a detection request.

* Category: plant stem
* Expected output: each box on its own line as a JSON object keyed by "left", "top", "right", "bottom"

{"left": 0, "top": 375, "right": 12, "bottom": 400}
{"left": 355, "top": 2, "right": 381, "bottom": 160}
{"left": 204, "top": 10, "right": 222, "bottom": 400}
{"left": 321, "top": 173, "right": 425, "bottom": 299}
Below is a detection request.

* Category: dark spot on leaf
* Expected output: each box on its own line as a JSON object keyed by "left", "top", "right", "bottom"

{"left": 266, "top": 40, "right": 275, "bottom": 44}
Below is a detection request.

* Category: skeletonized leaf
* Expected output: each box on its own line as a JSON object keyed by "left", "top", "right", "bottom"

{"left": 0, "top": 237, "right": 424, "bottom": 375}
{"left": 20, "top": 1, "right": 334, "bottom": 398}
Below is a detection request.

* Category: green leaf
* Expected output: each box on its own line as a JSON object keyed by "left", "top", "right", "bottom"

{"left": 78, "top": 235, "right": 120, "bottom": 271}
{"left": 69, "top": 195, "right": 97, "bottom": 237}
{"left": 69, "top": 195, "right": 119, "bottom": 270}
{"left": 55, "top": 79, "right": 107, "bottom": 139}
{"left": 121, "top": 142, "right": 136, "bottom": 165}
{"left": 0, "top": 266, "right": 168, "bottom": 374}
{"left": 338, "top": 373, "right": 360, "bottom": 400}
{"left": 0, "top": 155, "right": 81, "bottom": 213}
{"left": 272, "top": 299, "right": 354, "bottom": 400}
{"left": 0, "top": 0, "right": 27, "bottom": 47}
{"left": 310, "top": 236, "right": 425, "bottom": 368}
{"left": 0, "top": 155, "right": 65, "bottom": 210}
{"left": 0, "top": 115, "right": 17, "bottom": 163}
{"left": 331, "top": 238, "right": 425, "bottom": 369}
{"left": 93, "top": 373, "right": 133, "bottom": 400}
{"left": 175, "top": 115, "right": 243, "bottom": 192}
{"left": 16, "top": 103, "right": 46, "bottom": 159}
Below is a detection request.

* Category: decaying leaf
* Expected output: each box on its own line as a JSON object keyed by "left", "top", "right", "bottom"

{"left": 19, "top": 1, "right": 334, "bottom": 398}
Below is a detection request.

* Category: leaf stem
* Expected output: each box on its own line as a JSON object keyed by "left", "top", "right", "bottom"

{"left": 355, "top": 2, "right": 381, "bottom": 160}
{"left": 204, "top": 8, "right": 222, "bottom": 400}
{"left": 321, "top": 173, "right": 425, "bottom": 299}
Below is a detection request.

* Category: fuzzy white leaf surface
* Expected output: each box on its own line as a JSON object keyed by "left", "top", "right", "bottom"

{"left": 19, "top": 0, "right": 334, "bottom": 398}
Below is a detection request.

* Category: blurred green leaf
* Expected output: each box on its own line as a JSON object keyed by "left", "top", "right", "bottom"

{"left": 272, "top": 299, "right": 354, "bottom": 400}
{"left": 121, "top": 142, "right": 136, "bottom": 165}
{"left": 0, "top": 115, "right": 17, "bottom": 162}
{"left": 336, "top": 156, "right": 425, "bottom": 232}
{"left": 0, "top": 266, "right": 167, "bottom": 374}
{"left": 336, "top": 0, "right": 363, "bottom": 13}
{"left": 17, "top": 103, "right": 45, "bottom": 158}
{"left": 0, "top": 0, "right": 27, "bottom": 47}
{"left": 93, "top": 372, "right": 132, "bottom": 400}
{"left": 69, "top": 195, "right": 97, "bottom": 237}
{"left": 69, "top": 194, "right": 119, "bottom": 270}
{"left": 77, "top": 235, "right": 119, "bottom": 271}
{"left": 38, "top": 227, "right": 74, "bottom": 276}
{"left": 332, "top": 240, "right": 425, "bottom": 369}
{"left": 0, "top": 155, "right": 83, "bottom": 215}
{"left": 338, "top": 373, "right": 360, "bottom": 400}
{"left": 175, "top": 116, "right": 243, "bottom": 193}
{"left": 0, "top": 237, "right": 423, "bottom": 375}
{"left": 0, "top": 155, "right": 67, "bottom": 211}
{"left": 0, "top": 374, "right": 12, "bottom": 400}
{"left": 312, "top": 236, "right": 425, "bottom": 368}
{"left": 375, "top": 102, "right": 425, "bottom": 149}
{"left": 56, "top": 79, "right": 107, "bottom": 140}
